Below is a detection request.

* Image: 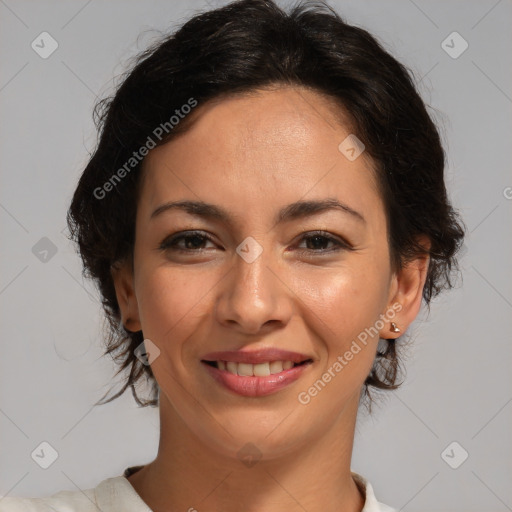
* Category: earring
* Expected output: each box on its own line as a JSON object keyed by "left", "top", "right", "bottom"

{"left": 390, "top": 322, "right": 401, "bottom": 333}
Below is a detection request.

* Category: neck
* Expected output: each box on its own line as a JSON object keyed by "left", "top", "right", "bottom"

{"left": 128, "top": 393, "right": 365, "bottom": 512}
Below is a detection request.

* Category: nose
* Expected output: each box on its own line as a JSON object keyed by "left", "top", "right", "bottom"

{"left": 215, "top": 244, "right": 294, "bottom": 335}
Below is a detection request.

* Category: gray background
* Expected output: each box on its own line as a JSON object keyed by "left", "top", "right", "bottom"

{"left": 1, "top": 0, "right": 511, "bottom": 510}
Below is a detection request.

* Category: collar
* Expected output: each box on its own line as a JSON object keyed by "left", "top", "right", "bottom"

{"left": 93, "top": 466, "right": 395, "bottom": 512}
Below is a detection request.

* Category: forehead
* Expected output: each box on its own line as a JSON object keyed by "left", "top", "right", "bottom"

{"left": 138, "top": 86, "right": 383, "bottom": 227}
{"left": 152, "top": 86, "right": 360, "bottom": 160}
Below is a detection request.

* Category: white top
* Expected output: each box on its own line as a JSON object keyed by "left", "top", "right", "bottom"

{"left": 0, "top": 467, "right": 396, "bottom": 512}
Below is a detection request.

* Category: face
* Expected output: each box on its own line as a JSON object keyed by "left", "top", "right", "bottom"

{"left": 113, "top": 86, "right": 423, "bottom": 461}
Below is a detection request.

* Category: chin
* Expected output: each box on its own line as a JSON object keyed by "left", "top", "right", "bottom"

{"left": 189, "top": 410, "right": 313, "bottom": 464}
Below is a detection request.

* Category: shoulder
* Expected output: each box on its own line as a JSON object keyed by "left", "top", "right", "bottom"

{"left": 0, "top": 487, "right": 97, "bottom": 511}
{"left": 0, "top": 475, "right": 147, "bottom": 512}
{"left": 351, "top": 471, "right": 397, "bottom": 512}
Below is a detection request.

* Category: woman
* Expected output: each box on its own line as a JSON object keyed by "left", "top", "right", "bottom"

{"left": 0, "top": 0, "right": 464, "bottom": 510}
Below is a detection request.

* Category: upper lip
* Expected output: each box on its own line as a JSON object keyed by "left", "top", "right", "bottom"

{"left": 201, "top": 348, "right": 312, "bottom": 364}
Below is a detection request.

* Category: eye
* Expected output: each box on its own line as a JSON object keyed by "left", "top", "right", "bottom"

{"left": 295, "top": 231, "right": 352, "bottom": 254}
{"left": 158, "top": 230, "right": 353, "bottom": 256}
{"left": 158, "top": 231, "right": 217, "bottom": 253}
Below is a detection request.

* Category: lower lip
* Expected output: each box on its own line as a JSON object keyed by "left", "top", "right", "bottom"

{"left": 202, "top": 361, "right": 312, "bottom": 397}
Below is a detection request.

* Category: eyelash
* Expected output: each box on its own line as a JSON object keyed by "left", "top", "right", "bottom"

{"left": 158, "top": 230, "right": 353, "bottom": 255}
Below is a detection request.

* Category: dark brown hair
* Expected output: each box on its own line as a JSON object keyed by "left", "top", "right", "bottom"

{"left": 67, "top": 0, "right": 465, "bottom": 408}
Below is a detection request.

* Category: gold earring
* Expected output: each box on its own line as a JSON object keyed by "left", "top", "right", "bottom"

{"left": 390, "top": 322, "right": 401, "bottom": 333}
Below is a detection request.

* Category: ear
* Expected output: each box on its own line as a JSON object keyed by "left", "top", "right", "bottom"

{"left": 380, "top": 236, "right": 431, "bottom": 339}
{"left": 111, "top": 259, "right": 142, "bottom": 332}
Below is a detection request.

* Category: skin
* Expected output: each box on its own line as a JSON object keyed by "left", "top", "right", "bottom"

{"left": 112, "top": 85, "right": 430, "bottom": 512}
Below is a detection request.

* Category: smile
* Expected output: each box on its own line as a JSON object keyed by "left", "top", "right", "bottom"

{"left": 201, "top": 356, "right": 313, "bottom": 397}
{"left": 203, "top": 359, "right": 308, "bottom": 376}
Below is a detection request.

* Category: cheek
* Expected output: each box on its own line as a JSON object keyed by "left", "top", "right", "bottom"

{"left": 291, "top": 261, "right": 391, "bottom": 397}
{"left": 133, "top": 266, "right": 218, "bottom": 394}
{"left": 135, "top": 266, "right": 212, "bottom": 348}
{"left": 293, "top": 263, "right": 390, "bottom": 340}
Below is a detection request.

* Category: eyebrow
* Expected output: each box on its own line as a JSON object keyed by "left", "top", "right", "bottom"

{"left": 150, "top": 198, "right": 366, "bottom": 225}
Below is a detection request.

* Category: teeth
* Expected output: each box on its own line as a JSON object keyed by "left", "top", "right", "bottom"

{"left": 226, "top": 361, "right": 238, "bottom": 374}
{"left": 238, "top": 363, "right": 253, "bottom": 376}
{"left": 254, "top": 363, "right": 270, "bottom": 377}
{"left": 269, "top": 361, "right": 283, "bottom": 374}
{"left": 216, "top": 360, "right": 298, "bottom": 376}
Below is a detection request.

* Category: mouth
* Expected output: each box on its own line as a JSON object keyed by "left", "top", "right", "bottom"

{"left": 200, "top": 350, "right": 314, "bottom": 397}
{"left": 201, "top": 359, "right": 313, "bottom": 376}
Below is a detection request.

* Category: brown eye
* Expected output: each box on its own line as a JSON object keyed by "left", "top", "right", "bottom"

{"left": 159, "top": 231, "right": 216, "bottom": 252}
{"left": 295, "top": 231, "right": 353, "bottom": 254}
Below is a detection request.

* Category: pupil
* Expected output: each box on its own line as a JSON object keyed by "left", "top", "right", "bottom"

{"left": 186, "top": 235, "right": 204, "bottom": 249}
{"left": 308, "top": 236, "right": 326, "bottom": 250}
